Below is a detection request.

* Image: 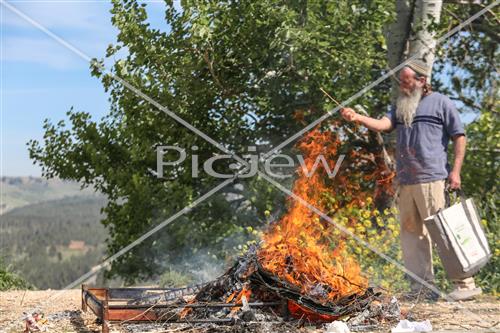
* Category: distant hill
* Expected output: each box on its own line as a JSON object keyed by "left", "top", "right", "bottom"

{"left": 0, "top": 177, "right": 109, "bottom": 289}
{"left": 0, "top": 176, "right": 97, "bottom": 215}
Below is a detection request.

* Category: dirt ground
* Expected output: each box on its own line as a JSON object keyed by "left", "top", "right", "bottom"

{"left": 0, "top": 289, "right": 499, "bottom": 333}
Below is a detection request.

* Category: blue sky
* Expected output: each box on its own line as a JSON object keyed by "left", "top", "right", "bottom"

{"left": 1, "top": 0, "right": 170, "bottom": 176}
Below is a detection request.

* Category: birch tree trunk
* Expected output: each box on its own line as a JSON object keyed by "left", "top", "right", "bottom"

{"left": 408, "top": 0, "right": 443, "bottom": 82}
{"left": 386, "top": 0, "right": 414, "bottom": 105}
{"left": 386, "top": 0, "right": 444, "bottom": 102}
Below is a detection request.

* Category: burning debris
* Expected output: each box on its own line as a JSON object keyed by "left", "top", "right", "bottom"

{"left": 178, "top": 246, "right": 377, "bottom": 323}
{"left": 83, "top": 128, "right": 399, "bottom": 332}
{"left": 82, "top": 251, "right": 400, "bottom": 332}
{"left": 178, "top": 128, "right": 390, "bottom": 323}
{"left": 82, "top": 253, "right": 401, "bottom": 333}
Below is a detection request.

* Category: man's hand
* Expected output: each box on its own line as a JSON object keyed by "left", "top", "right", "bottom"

{"left": 448, "top": 170, "right": 461, "bottom": 189}
{"left": 340, "top": 107, "right": 393, "bottom": 132}
{"left": 340, "top": 108, "right": 359, "bottom": 122}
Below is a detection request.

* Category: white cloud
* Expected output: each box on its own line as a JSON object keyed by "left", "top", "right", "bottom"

{"left": 1, "top": 1, "right": 179, "bottom": 70}
{"left": 4, "top": 35, "right": 109, "bottom": 69}
{"left": 2, "top": 2, "right": 113, "bottom": 32}
{"left": 2, "top": 2, "right": 119, "bottom": 69}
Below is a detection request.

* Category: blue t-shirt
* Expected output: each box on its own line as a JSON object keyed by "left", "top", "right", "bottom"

{"left": 385, "top": 92, "right": 465, "bottom": 185}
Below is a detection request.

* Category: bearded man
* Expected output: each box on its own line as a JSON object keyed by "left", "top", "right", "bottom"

{"left": 340, "top": 59, "right": 481, "bottom": 301}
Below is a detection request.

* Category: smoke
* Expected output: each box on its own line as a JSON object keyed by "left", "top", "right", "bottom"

{"left": 396, "top": 87, "right": 423, "bottom": 127}
{"left": 184, "top": 252, "right": 225, "bottom": 283}
{"left": 157, "top": 250, "right": 226, "bottom": 287}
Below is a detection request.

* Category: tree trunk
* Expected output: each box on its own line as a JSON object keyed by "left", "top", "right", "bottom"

{"left": 386, "top": 0, "right": 444, "bottom": 101}
{"left": 408, "top": 0, "right": 443, "bottom": 81}
{"left": 386, "top": 0, "right": 415, "bottom": 105}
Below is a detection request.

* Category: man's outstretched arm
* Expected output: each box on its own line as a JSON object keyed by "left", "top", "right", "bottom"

{"left": 340, "top": 108, "right": 393, "bottom": 132}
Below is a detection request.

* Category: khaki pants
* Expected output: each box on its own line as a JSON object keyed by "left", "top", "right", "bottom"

{"left": 398, "top": 179, "right": 475, "bottom": 291}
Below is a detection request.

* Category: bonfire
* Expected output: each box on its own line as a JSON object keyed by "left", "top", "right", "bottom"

{"left": 180, "top": 126, "right": 395, "bottom": 322}
{"left": 82, "top": 126, "right": 398, "bottom": 331}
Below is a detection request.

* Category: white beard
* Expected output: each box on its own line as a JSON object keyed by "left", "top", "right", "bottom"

{"left": 396, "top": 88, "right": 423, "bottom": 128}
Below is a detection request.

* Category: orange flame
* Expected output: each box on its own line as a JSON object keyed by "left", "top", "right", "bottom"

{"left": 258, "top": 128, "right": 371, "bottom": 305}
{"left": 179, "top": 299, "right": 194, "bottom": 319}
{"left": 229, "top": 286, "right": 252, "bottom": 316}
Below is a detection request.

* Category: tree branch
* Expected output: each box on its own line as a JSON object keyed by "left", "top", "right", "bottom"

{"left": 202, "top": 48, "right": 226, "bottom": 93}
{"left": 449, "top": 95, "right": 482, "bottom": 112}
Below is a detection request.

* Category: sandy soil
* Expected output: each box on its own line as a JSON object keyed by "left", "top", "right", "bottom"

{"left": 0, "top": 290, "right": 499, "bottom": 332}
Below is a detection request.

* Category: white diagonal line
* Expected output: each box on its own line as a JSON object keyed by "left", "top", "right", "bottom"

{"left": 257, "top": 170, "right": 484, "bottom": 316}
{"left": 0, "top": 0, "right": 250, "bottom": 168}
{"left": 261, "top": 0, "right": 499, "bottom": 161}
{"left": 3, "top": 0, "right": 491, "bottom": 297}
{"left": 2, "top": 0, "right": 495, "bottom": 280}
{"left": 3, "top": 0, "right": 493, "bottom": 293}
{"left": 0, "top": 0, "right": 493, "bottom": 327}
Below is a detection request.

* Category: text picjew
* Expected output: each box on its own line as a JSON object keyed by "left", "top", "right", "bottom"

{"left": 156, "top": 146, "right": 345, "bottom": 179}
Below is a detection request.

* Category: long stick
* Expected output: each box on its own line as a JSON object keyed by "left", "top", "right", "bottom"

{"left": 320, "top": 87, "right": 342, "bottom": 107}
{"left": 319, "top": 87, "right": 394, "bottom": 169}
